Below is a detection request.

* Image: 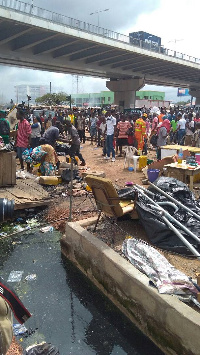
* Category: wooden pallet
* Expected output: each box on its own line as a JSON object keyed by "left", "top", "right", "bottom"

{"left": 0, "top": 179, "right": 51, "bottom": 210}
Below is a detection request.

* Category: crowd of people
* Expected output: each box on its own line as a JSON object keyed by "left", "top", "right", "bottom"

{"left": 0, "top": 105, "right": 200, "bottom": 175}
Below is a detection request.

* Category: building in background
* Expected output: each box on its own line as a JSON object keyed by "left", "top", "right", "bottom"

{"left": 13, "top": 86, "right": 170, "bottom": 109}
{"left": 71, "top": 91, "right": 114, "bottom": 108}
{"left": 14, "top": 85, "right": 49, "bottom": 105}
{"left": 71, "top": 90, "right": 170, "bottom": 109}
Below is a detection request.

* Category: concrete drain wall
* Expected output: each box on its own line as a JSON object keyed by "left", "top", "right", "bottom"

{"left": 60, "top": 221, "right": 200, "bottom": 355}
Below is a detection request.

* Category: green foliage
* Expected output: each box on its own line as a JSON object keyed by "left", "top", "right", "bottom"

{"left": 176, "top": 99, "right": 190, "bottom": 106}
{"left": 35, "top": 92, "right": 72, "bottom": 106}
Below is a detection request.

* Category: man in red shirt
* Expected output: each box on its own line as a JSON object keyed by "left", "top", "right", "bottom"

{"left": 16, "top": 109, "right": 32, "bottom": 171}
{"left": 116, "top": 114, "right": 131, "bottom": 156}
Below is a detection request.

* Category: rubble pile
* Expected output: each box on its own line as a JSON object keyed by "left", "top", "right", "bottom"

{"left": 46, "top": 203, "right": 96, "bottom": 231}
{"left": 7, "top": 337, "right": 23, "bottom": 355}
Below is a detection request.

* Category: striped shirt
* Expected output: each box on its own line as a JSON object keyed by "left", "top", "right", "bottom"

{"left": 16, "top": 119, "right": 32, "bottom": 147}
{"left": 117, "top": 121, "right": 131, "bottom": 139}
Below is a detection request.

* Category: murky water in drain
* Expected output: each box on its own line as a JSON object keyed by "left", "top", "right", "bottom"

{"left": 0, "top": 229, "right": 164, "bottom": 354}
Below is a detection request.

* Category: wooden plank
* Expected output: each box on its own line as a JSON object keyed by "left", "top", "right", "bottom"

{"left": 0, "top": 151, "right": 16, "bottom": 186}
{"left": 0, "top": 178, "right": 50, "bottom": 209}
{"left": 14, "top": 199, "right": 52, "bottom": 210}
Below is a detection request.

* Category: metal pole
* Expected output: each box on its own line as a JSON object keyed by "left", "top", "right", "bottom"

{"left": 69, "top": 95, "right": 72, "bottom": 110}
{"left": 161, "top": 214, "right": 200, "bottom": 258}
{"left": 136, "top": 186, "right": 200, "bottom": 243}
{"left": 69, "top": 159, "right": 73, "bottom": 221}
{"left": 148, "top": 182, "right": 200, "bottom": 221}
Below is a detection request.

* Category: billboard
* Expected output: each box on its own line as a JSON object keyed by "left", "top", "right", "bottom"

{"left": 129, "top": 31, "right": 161, "bottom": 47}
{"left": 177, "top": 88, "right": 190, "bottom": 96}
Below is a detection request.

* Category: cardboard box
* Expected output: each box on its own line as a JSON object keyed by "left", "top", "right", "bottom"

{"left": 0, "top": 151, "right": 16, "bottom": 186}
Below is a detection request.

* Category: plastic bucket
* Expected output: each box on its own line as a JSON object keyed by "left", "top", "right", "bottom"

{"left": 147, "top": 169, "right": 160, "bottom": 183}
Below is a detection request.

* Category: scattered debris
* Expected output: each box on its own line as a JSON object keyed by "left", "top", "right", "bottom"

{"left": 6, "top": 336, "right": 23, "bottom": 355}
{"left": 7, "top": 271, "right": 24, "bottom": 282}
{"left": 40, "top": 226, "right": 54, "bottom": 233}
{"left": 24, "top": 274, "right": 37, "bottom": 281}
{"left": 13, "top": 324, "right": 27, "bottom": 336}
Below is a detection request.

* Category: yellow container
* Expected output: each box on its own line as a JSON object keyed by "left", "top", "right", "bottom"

{"left": 39, "top": 176, "right": 62, "bottom": 185}
{"left": 68, "top": 156, "right": 79, "bottom": 163}
{"left": 139, "top": 155, "right": 147, "bottom": 170}
{"left": 86, "top": 185, "right": 92, "bottom": 192}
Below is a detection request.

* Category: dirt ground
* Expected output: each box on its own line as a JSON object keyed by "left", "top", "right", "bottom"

{"left": 79, "top": 138, "right": 148, "bottom": 187}
{"left": 44, "top": 138, "right": 200, "bottom": 282}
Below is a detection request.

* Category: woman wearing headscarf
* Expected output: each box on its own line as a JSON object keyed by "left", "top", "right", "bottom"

{"left": 156, "top": 119, "right": 171, "bottom": 160}
{"left": 31, "top": 144, "right": 59, "bottom": 176}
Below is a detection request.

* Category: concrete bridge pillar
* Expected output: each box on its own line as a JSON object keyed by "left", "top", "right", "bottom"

{"left": 189, "top": 88, "right": 200, "bottom": 105}
{"left": 106, "top": 78, "right": 145, "bottom": 110}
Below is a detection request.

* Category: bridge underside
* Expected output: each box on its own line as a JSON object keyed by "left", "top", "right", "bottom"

{"left": 1, "top": 6, "right": 200, "bottom": 107}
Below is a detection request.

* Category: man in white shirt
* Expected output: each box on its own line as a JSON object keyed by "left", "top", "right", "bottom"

{"left": 177, "top": 113, "right": 186, "bottom": 145}
{"left": 104, "top": 110, "right": 116, "bottom": 162}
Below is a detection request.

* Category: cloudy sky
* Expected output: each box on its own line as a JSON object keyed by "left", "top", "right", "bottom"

{"left": 0, "top": 0, "right": 199, "bottom": 103}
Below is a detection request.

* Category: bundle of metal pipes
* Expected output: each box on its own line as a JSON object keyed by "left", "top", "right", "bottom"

{"left": 133, "top": 182, "right": 200, "bottom": 259}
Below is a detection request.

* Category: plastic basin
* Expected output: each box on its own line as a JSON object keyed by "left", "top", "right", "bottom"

{"left": 147, "top": 169, "right": 160, "bottom": 182}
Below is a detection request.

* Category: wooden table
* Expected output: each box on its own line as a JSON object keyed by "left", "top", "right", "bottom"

{"left": 164, "top": 162, "right": 200, "bottom": 190}
{"left": 161, "top": 145, "right": 200, "bottom": 159}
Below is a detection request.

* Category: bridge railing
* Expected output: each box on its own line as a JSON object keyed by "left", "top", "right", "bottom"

{"left": 0, "top": 0, "right": 199, "bottom": 65}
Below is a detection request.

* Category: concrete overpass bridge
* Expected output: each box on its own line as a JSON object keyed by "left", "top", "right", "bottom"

{"left": 0, "top": 0, "right": 200, "bottom": 108}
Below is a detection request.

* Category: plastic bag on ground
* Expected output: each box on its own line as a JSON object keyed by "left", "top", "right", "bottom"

{"left": 122, "top": 238, "right": 197, "bottom": 295}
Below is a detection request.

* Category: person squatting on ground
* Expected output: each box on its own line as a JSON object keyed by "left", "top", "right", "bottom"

{"left": 39, "top": 144, "right": 59, "bottom": 176}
